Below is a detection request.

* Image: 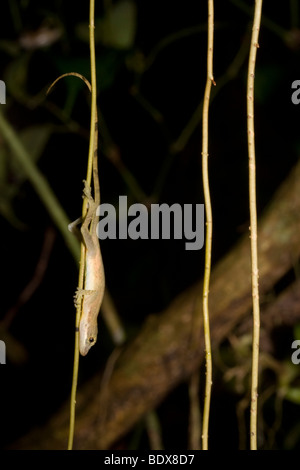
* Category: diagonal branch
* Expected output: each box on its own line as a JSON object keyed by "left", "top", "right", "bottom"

{"left": 13, "top": 160, "right": 300, "bottom": 450}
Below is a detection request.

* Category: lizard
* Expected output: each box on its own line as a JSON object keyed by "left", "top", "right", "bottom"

{"left": 76, "top": 110, "right": 105, "bottom": 356}
{"left": 47, "top": 72, "right": 105, "bottom": 355}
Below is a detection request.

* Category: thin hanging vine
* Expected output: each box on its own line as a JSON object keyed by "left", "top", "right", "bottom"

{"left": 247, "top": 0, "right": 263, "bottom": 451}
{"left": 201, "top": 0, "right": 215, "bottom": 450}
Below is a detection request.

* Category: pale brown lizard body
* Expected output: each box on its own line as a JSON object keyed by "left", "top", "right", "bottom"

{"left": 50, "top": 72, "right": 105, "bottom": 356}
{"left": 76, "top": 111, "right": 105, "bottom": 356}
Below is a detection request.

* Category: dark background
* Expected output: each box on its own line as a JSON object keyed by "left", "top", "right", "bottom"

{"left": 0, "top": 0, "right": 300, "bottom": 450}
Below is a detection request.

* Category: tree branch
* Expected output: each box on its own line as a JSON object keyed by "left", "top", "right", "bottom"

{"left": 13, "top": 160, "right": 300, "bottom": 450}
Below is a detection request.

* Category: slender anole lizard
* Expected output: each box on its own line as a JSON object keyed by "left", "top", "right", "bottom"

{"left": 48, "top": 72, "right": 105, "bottom": 355}
{"left": 76, "top": 109, "right": 105, "bottom": 356}
{"left": 63, "top": 74, "right": 105, "bottom": 355}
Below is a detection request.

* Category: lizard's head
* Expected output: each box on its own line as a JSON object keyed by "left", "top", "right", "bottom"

{"left": 79, "top": 318, "right": 98, "bottom": 356}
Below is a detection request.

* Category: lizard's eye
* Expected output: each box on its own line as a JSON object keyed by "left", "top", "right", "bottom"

{"left": 88, "top": 337, "right": 95, "bottom": 344}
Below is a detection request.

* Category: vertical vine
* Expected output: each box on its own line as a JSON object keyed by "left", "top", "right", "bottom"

{"left": 201, "top": 0, "right": 215, "bottom": 450}
{"left": 247, "top": 0, "right": 263, "bottom": 451}
{"left": 68, "top": 0, "right": 98, "bottom": 450}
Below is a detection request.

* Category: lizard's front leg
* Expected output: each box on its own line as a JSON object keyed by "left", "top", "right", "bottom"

{"left": 67, "top": 181, "right": 93, "bottom": 237}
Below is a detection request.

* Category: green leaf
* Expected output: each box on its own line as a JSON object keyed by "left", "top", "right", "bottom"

{"left": 53, "top": 53, "right": 123, "bottom": 93}
{"left": 76, "top": 0, "right": 136, "bottom": 50}
{"left": 0, "top": 123, "right": 52, "bottom": 229}
{"left": 254, "top": 65, "right": 285, "bottom": 104}
{"left": 293, "top": 322, "right": 300, "bottom": 342}
{"left": 10, "top": 124, "right": 53, "bottom": 179}
{"left": 285, "top": 387, "right": 300, "bottom": 404}
{"left": 100, "top": 0, "right": 136, "bottom": 50}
